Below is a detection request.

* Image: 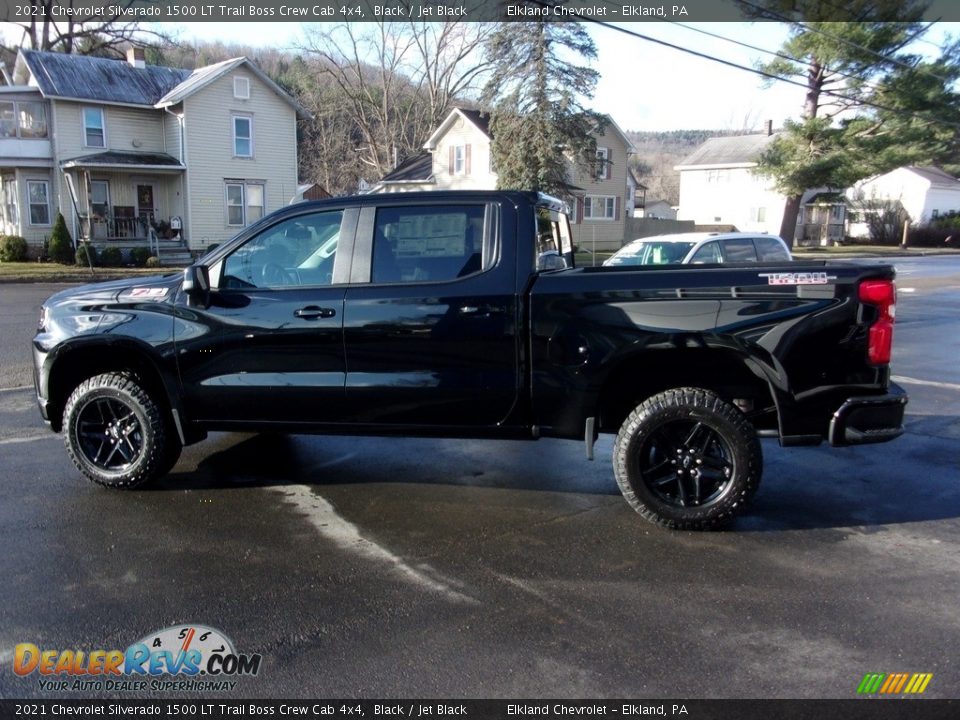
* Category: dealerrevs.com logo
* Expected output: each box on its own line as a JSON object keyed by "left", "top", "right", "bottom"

{"left": 13, "top": 624, "right": 262, "bottom": 692}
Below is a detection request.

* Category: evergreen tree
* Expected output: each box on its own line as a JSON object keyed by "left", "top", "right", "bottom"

{"left": 748, "top": 1, "right": 960, "bottom": 244}
{"left": 482, "top": 20, "right": 605, "bottom": 195}
{"left": 48, "top": 213, "right": 74, "bottom": 265}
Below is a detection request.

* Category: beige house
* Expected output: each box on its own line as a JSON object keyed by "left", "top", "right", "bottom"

{"left": 370, "top": 107, "right": 636, "bottom": 250}
{"left": 1, "top": 48, "right": 305, "bottom": 260}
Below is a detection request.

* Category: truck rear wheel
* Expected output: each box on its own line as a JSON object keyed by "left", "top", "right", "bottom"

{"left": 613, "top": 387, "right": 761, "bottom": 530}
{"left": 63, "top": 372, "right": 181, "bottom": 489}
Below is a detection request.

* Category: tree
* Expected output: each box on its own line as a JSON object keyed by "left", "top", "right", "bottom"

{"left": 300, "top": 21, "right": 493, "bottom": 182}
{"left": 481, "top": 20, "right": 605, "bottom": 195}
{"left": 48, "top": 212, "right": 74, "bottom": 265}
{"left": 747, "top": 1, "right": 960, "bottom": 245}
{"left": 3, "top": 1, "right": 173, "bottom": 57}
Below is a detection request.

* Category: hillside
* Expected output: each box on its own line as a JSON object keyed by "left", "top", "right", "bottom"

{"left": 626, "top": 129, "right": 750, "bottom": 206}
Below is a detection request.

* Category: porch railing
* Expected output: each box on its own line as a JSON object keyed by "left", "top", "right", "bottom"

{"left": 81, "top": 215, "right": 151, "bottom": 240}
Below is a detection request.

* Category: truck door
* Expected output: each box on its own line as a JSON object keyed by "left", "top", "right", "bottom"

{"left": 341, "top": 201, "right": 520, "bottom": 426}
{"left": 175, "top": 208, "right": 355, "bottom": 424}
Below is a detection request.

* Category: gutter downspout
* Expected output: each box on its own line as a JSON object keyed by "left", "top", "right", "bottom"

{"left": 163, "top": 105, "right": 189, "bottom": 253}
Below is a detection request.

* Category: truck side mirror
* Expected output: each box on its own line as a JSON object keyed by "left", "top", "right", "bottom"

{"left": 182, "top": 264, "right": 210, "bottom": 307}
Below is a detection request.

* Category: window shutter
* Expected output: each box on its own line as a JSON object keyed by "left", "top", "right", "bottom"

{"left": 577, "top": 197, "right": 584, "bottom": 223}
{"left": 606, "top": 149, "right": 613, "bottom": 180}
{"left": 465, "top": 144, "right": 472, "bottom": 175}
{"left": 448, "top": 146, "right": 455, "bottom": 175}
{"left": 614, "top": 196, "right": 620, "bottom": 221}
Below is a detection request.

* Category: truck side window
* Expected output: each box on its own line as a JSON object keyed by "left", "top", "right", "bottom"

{"left": 372, "top": 205, "right": 487, "bottom": 284}
{"left": 221, "top": 211, "right": 343, "bottom": 289}
{"left": 754, "top": 236, "right": 791, "bottom": 261}
{"left": 690, "top": 241, "right": 722, "bottom": 264}
{"left": 721, "top": 238, "right": 758, "bottom": 262}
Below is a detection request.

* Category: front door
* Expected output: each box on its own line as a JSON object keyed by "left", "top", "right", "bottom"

{"left": 136, "top": 184, "right": 155, "bottom": 227}
{"left": 176, "top": 207, "right": 354, "bottom": 425}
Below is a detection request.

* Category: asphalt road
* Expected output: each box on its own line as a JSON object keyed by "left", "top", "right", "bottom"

{"left": 0, "top": 258, "right": 959, "bottom": 700}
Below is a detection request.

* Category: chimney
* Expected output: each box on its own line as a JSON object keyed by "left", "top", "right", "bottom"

{"left": 764, "top": 119, "right": 773, "bottom": 136}
{"left": 126, "top": 47, "right": 146, "bottom": 69}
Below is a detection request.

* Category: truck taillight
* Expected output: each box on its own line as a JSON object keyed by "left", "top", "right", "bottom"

{"left": 859, "top": 279, "right": 896, "bottom": 366}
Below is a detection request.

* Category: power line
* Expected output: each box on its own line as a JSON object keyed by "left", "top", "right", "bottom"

{"left": 736, "top": 0, "right": 953, "bottom": 85}
{"left": 565, "top": 7, "right": 960, "bottom": 130}
{"left": 668, "top": 21, "right": 887, "bottom": 94}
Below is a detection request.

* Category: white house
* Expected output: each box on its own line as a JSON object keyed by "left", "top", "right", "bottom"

{"left": 676, "top": 130, "right": 847, "bottom": 244}
{"left": 0, "top": 48, "right": 307, "bottom": 259}
{"left": 370, "top": 107, "right": 637, "bottom": 251}
{"left": 675, "top": 132, "right": 785, "bottom": 234}
{"left": 846, "top": 166, "right": 960, "bottom": 237}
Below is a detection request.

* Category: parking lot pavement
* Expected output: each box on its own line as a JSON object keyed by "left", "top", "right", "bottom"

{"left": 1, "top": 262, "right": 959, "bottom": 699}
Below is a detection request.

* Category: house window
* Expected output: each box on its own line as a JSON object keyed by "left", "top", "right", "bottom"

{"left": 83, "top": 107, "right": 105, "bottom": 147}
{"left": 932, "top": 209, "right": 940, "bottom": 219}
{"left": 0, "top": 101, "right": 48, "bottom": 139}
{"left": 27, "top": 180, "right": 50, "bottom": 225}
{"left": 233, "top": 77, "right": 250, "bottom": 100}
{"left": 595, "top": 147, "right": 609, "bottom": 179}
{"left": 454, "top": 145, "right": 465, "bottom": 175}
{"left": 0, "top": 103, "right": 15, "bottom": 138}
{"left": 225, "top": 181, "right": 265, "bottom": 226}
{"left": 18, "top": 102, "right": 47, "bottom": 138}
{"left": 583, "top": 195, "right": 616, "bottom": 221}
{"left": 1, "top": 176, "right": 18, "bottom": 225}
{"left": 233, "top": 116, "right": 253, "bottom": 157}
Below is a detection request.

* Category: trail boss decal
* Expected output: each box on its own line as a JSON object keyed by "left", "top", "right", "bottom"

{"left": 758, "top": 272, "right": 837, "bottom": 286}
{"left": 127, "top": 287, "right": 169, "bottom": 299}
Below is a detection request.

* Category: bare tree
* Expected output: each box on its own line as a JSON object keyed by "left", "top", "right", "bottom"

{"left": 299, "top": 20, "right": 492, "bottom": 180}
{"left": 3, "top": 0, "right": 174, "bottom": 57}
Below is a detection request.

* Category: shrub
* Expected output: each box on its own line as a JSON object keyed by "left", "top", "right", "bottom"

{"left": 129, "top": 247, "right": 151, "bottom": 267}
{"left": 145, "top": 255, "right": 161, "bottom": 268}
{"left": 0, "top": 235, "right": 28, "bottom": 262}
{"left": 75, "top": 243, "right": 98, "bottom": 267}
{"left": 908, "top": 224, "right": 955, "bottom": 248}
{"left": 48, "top": 212, "right": 74, "bottom": 264}
{"left": 99, "top": 246, "right": 124, "bottom": 266}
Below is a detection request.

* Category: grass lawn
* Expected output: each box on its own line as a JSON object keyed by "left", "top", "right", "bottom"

{"left": 0, "top": 262, "right": 178, "bottom": 283}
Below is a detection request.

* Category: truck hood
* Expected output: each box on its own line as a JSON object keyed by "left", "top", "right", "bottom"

{"left": 44, "top": 273, "right": 182, "bottom": 307}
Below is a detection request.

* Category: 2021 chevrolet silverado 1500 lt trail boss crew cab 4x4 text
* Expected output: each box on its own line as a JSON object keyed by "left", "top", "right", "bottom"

{"left": 32, "top": 192, "right": 907, "bottom": 529}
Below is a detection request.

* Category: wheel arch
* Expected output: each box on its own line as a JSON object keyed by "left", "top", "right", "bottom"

{"left": 593, "top": 346, "right": 779, "bottom": 434}
{"left": 44, "top": 338, "right": 182, "bottom": 437}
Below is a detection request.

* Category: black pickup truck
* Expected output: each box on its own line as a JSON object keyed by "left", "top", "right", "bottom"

{"left": 32, "top": 191, "right": 907, "bottom": 529}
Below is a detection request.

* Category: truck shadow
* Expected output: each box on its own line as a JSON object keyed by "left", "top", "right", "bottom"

{"left": 151, "top": 416, "right": 960, "bottom": 532}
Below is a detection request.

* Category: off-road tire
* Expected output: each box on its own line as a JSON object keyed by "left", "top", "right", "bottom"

{"left": 613, "top": 387, "right": 762, "bottom": 530}
{"left": 63, "top": 372, "right": 180, "bottom": 489}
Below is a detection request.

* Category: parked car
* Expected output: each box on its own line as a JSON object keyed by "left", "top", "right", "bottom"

{"left": 603, "top": 232, "right": 793, "bottom": 266}
{"left": 33, "top": 192, "right": 905, "bottom": 530}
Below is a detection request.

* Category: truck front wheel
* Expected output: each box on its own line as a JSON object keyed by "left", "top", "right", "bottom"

{"left": 613, "top": 387, "right": 762, "bottom": 530}
{"left": 63, "top": 372, "right": 181, "bottom": 489}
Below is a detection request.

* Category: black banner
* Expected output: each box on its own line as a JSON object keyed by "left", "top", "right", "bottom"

{"left": 3, "top": 0, "right": 960, "bottom": 23}
{"left": 0, "top": 700, "right": 959, "bottom": 720}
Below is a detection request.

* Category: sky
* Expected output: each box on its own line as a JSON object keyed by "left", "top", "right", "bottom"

{"left": 153, "top": 20, "right": 957, "bottom": 133}
{"left": 5, "top": 19, "right": 958, "bottom": 133}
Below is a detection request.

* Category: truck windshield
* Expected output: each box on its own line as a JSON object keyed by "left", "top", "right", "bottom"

{"left": 607, "top": 240, "right": 696, "bottom": 266}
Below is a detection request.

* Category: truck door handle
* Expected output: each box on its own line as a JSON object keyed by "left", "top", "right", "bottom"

{"left": 294, "top": 306, "right": 336, "bottom": 319}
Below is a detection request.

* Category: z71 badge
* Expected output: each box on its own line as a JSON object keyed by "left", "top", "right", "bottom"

{"left": 758, "top": 272, "right": 837, "bottom": 285}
